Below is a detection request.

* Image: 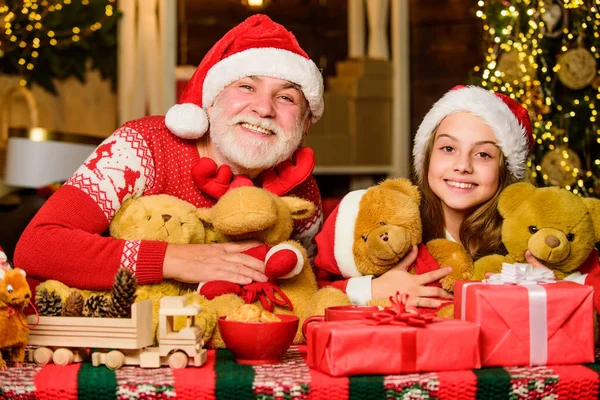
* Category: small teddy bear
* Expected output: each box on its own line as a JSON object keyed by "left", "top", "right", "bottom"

{"left": 310, "top": 178, "right": 473, "bottom": 314}
{"left": 0, "top": 266, "right": 32, "bottom": 369}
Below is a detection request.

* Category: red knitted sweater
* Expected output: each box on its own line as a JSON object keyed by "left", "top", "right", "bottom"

{"left": 14, "top": 116, "right": 323, "bottom": 290}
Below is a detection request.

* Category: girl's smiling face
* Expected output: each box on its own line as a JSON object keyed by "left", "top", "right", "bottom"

{"left": 427, "top": 112, "right": 502, "bottom": 217}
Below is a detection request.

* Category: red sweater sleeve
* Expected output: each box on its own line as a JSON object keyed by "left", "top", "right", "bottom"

{"left": 14, "top": 186, "right": 166, "bottom": 290}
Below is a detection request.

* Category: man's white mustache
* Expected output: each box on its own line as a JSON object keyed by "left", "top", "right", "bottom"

{"left": 226, "top": 115, "right": 283, "bottom": 136}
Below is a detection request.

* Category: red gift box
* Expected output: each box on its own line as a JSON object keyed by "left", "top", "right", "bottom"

{"left": 306, "top": 317, "right": 481, "bottom": 376}
{"left": 455, "top": 280, "right": 595, "bottom": 367}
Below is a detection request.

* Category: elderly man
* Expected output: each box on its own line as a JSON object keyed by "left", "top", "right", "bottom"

{"left": 14, "top": 14, "right": 324, "bottom": 290}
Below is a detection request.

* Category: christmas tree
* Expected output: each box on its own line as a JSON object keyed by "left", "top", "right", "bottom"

{"left": 472, "top": 0, "right": 600, "bottom": 197}
{"left": 0, "top": 0, "right": 119, "bottom": 94}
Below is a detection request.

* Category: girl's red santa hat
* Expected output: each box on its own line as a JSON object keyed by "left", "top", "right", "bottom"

{"left": 412, "top": 85, "right": 533, "bottom": 181}
{"left": 314, "top": 190, "right": 367, "bottom": 278}
{"left": 165, "top": 14, "right": 324, "bottom": 139}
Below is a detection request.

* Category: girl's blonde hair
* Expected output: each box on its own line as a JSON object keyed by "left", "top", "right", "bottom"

{"left": 418, "top": 129, "right": 518, "bottom": 260}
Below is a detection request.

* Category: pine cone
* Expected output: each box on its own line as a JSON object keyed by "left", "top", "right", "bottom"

{"left": 84, "top": 294, "right": 112, "bottom": 318}
{"left": 62, "top": 291, "right": 84, "bottom": 317}
{"left": 108, "top": 268, "right": 137, "bottom": 318}
{"left": 36, "top": 289, "right": 63, "bottom": 316}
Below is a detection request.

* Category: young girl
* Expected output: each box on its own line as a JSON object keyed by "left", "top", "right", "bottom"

{"left": 315, "top": 85, "right": 533, "bottom": 307}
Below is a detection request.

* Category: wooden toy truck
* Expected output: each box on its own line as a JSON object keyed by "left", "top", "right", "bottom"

{"left": 26, "top": 296, "right": 208, "bottom": 370}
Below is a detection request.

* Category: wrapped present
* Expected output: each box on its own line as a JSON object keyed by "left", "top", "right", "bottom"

{"left": 306, "top": 293, "right": 481, "bottom": 376}
{"left": 455, "top": 263, "right": 595, "bottom": 367}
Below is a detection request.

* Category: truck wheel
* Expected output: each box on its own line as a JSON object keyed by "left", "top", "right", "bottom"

{"left": 53, "top": 349, "right": 74, "bottom": 366}
{"left": 33, "top": 347, "right": 54, "bottom": 365}
{"left": 168, "top": 351, "right": 189, "bottom": 369}
{"left": 105, "top": 350, "right": 125, "bottom": 370}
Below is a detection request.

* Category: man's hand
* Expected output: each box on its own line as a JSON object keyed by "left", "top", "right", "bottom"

{"left": 163, "top": 242, "right": 268, "bottom": 284}
{"left": 371, "top": 245, "right": 453, "bottom": 308}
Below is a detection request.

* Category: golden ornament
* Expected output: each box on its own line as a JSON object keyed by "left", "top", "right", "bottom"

{"left": 557, "top": 48, "right": 597, "bottom": 90}
{"left": 540, "top": 147, "right": 582, "bottom": 187}
{"left": 497, "top": 50, "right": 536, "bottom": 82}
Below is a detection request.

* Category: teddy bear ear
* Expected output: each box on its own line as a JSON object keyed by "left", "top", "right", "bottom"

{"left": 498, "top": 182, "right": 536, "bottom": 217}
{"left": 582, "top": 197, "right": 600, "bottom": 242}
{"left": 281, "top": 196, "right": 316, "bottom": 220}
{"left": 377, "top": 178, "right": 421, "bottom": 205}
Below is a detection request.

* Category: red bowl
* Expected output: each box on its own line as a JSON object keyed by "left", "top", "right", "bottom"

{"left": 218, "top": 314, "right": 299, "bottom": 365}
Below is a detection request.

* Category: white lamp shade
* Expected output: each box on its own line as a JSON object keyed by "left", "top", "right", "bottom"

{"left": 4, "top": 133, "right": 99, "bottom": 188}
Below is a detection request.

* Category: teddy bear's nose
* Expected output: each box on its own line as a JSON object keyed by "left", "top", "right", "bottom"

{"left": 162, "top": 214, "right": 172, "bottom": 222}
{"left": 380, "top": 232, "right": 389, "bottom": 242}
{"left": 545, "top": 235, "right": 560, "bottom": 248}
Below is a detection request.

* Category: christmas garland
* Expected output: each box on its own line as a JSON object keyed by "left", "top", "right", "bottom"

{"left": 0, "top": 0, "right": 120, "bottom": 95}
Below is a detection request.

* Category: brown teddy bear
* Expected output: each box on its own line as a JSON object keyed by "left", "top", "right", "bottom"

{"left": 0, "top": 267, "right": 32, "bottom": 369}
{"left": 310, "top": 178, "right": 473, "bottom": 314}
{"left": 472, "top": 182, "right": 600, "bottom": 314}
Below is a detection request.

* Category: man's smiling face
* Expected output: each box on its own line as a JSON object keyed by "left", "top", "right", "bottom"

{"left": 207, "top": 76, "right": 311, "bottom": 173}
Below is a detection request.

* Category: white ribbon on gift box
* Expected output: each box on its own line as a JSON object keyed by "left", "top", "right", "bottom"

{"left": 461, "top": 263, "right": 556, "bottom": 366}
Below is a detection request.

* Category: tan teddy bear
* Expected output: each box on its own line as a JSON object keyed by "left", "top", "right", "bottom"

{"left": 37, "top": 194, "right": 217, "bottom": 345}
{"left": 310, "top": 178, "right": 473, "bottom": 315}
{"left": 472, "top": 182, "right": 600, "bottom": 315}
{"left": 195, "top": 186, "right": 319, "bottom": 348}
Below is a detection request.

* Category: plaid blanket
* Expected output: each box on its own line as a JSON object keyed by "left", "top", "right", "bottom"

{"left": 2, "top": 346, "right": 600, "bottom": 400}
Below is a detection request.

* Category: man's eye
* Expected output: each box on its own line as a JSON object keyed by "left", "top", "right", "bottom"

{"left": 279, "top": 95, "right": 294, "bottom": 103}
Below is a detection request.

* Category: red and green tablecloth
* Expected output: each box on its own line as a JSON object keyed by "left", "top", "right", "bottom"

{"left": 2, "top": 346, "right": 600, "bottom": 399}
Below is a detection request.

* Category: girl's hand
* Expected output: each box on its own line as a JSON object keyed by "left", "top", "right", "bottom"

{"left": 371, "top": 245, "right": 453, "bottom": 308}
{"left": 483, "top": 251, "right": 547, "bottom": 278}
{"left": 163, "top": 241, "right": 269, "bottom": 284}
{"left": 525, "top": 250, "right": 547, "bottom": 268}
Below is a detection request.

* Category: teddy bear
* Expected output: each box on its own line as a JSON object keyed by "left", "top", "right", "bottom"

{"left": 37, "top": 194, "right": 217, "bottom": 345}
{"left": 38, "top": 187, "right": 320, "bottom": 348}
{"left": 0, "top": 266, "right": 32, "bottom": 369}
{"left": 472, "top": 182, "right": 600, "bottom": 314}
{"left": 193, "top": 186, "right": 320, "bottom": 347}
{"left": 309, "top": 178, "right": 474, "bottom": 315}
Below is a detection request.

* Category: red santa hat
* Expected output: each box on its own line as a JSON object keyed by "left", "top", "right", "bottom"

{"left": 413, "top": 85, "right": 533, "bottom": 181}
{"left": 165, "top": 14, "right": 324, "bottom": 139}
{"left": 314, "top": 189, "right": 368, "bottom": 278}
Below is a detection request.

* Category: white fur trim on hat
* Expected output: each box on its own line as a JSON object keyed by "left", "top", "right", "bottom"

{"left": 266, "top": 244, "right": 304, "bottom": 279}
{"left": 165, "top": 103, "right": 209, "bottom": 139}
{"left": 412, "top": 85, "right": 529, "bottom": 180}
{"left": 334, "top": 189, "right": 367, "bottom": 278}
{"left": 203, "top": 47, "right": 324, "bottom": 121}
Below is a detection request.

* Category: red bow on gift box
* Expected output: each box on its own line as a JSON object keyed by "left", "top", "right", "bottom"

{"left": 370, "top": 292, "right": 435, "bottom": 327}
{"left": 240, "top": 281, "right": 294, "bottom": 312}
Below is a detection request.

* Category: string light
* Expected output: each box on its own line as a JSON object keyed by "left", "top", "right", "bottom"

{"left": 0, "top": 0, "right": 117, "bottom": 87}
{"left": 474, "top": 0, "right": 600, "bottom": 197}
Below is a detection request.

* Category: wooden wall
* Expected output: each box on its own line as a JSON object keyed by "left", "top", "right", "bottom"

{"left": 409, "top": 0, "right": 483, "bottom": 133}
{"left": 179, "top": 0, "right": 483, "bottom": 152}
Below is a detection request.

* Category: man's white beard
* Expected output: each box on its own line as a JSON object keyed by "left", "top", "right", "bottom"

{"left": 209, "top": 103, "right": 306, "bottom": 172}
